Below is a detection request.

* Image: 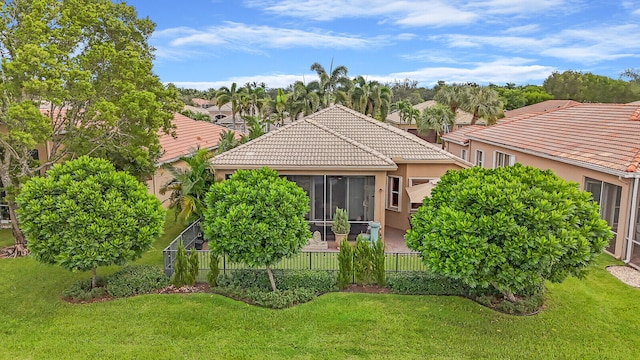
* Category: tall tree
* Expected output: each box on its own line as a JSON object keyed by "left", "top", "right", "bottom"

{"left": 434, "top": 84, "right": 466, "bottom": 113}
{"left": 310, "top": 60, "right": 348, "bottom": 107}
{"left": 462, "top": 86, "right": 503, "bottom": 125}
{"left": 159, "top": 148, "right": 216, "bottom": 222}
{"left": 0, "top": 0, "right": 180, "bottom": 255}
{"left": 16, "top": 156, "right": 165, "bottom": 288}
{"left": 215, "top": 82, "right": 247, "bottom": 131}
{"left": 417, "top": 104, "right": 455, "bottom": 141}
{"left": 544, "top": 70, "right": 640, "bottom": 103}
{"left": 203, "top": 167, "right": 311, "bottom": 292}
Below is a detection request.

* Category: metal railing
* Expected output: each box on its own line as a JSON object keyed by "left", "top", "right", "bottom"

{"left": 162, "top": 219, "right": 202, "bottom": 276}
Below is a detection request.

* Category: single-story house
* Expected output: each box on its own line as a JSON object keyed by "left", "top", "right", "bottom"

{"left": 147, "top": 113, "right": 242, "bottom": 205}
{"left": 441, "top": 103, "right": 640, "bottom": 268}
{"left": 211, "top": 105, "right": 470, "bottom": 244}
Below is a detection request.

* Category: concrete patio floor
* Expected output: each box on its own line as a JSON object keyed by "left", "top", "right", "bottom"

{"left": 324, "top": 226, "right": 413, "bottom": 253}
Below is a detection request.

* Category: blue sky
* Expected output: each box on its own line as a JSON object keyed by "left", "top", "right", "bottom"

{"left": 127, "top": 0, "right": 640, "bottom": 90}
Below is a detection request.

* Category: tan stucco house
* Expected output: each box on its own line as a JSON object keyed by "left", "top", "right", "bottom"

{"left": 211, "top": 105, "right": 470, "bottom": 244}
{"left": 442, "top": 103, "right": 640, "bottom": 268}
{"left": 147, "top": 113, "right": 241, "bottom": 205}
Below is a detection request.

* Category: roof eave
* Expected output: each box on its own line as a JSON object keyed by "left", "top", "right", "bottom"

{"left": 467, "top": 137, "right": 640, "bottom": 178}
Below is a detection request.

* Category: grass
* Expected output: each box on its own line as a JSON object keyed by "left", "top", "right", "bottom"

{"left": 0, "top": 228, "right": 14, "bottom": 248}
{"left": 1, "top": 215, "right": 639, "bottom": 359}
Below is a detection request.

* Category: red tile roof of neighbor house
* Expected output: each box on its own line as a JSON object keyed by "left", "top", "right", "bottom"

{"left": 157, "top": 113, "right": 242, "bottom": 165}
{"left": 503, "top": 100, "right": 581, "bottom": 118}
{"left": 191, "top": 98, "right": 211, "bottom": 107}
{"left": 440, "top": 125, "right": 486, "bottom": 145}
{"left": 465, "top": 103, "right": 640, "bottom": 174}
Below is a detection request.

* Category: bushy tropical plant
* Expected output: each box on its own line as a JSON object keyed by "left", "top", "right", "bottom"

{"left": 203, "top": 167, "right": 311, "bottom": 291}
{"left": 354, "top": 235, "right": 374, "bottom": 285}
{"left": 405, "top": 164, "right": 611, "bottom": 302}
{"left": 16, "top": 156, "right": 165, "bottom": 288}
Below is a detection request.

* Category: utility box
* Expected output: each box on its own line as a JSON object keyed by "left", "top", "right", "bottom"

{"left": 368, "top": 221, "right": 381, "bottom": 242}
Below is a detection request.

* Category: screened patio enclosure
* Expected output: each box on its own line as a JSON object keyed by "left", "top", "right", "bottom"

{"left": 285, "top": 175, "right": 376, "bottom": 242}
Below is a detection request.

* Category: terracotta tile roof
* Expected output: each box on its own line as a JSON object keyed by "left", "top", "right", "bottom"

{"left": 158, "top": 113, "right": 241, "bottom": 165}
{"left": 467, "top": 103, "right": 640, "bottom": 174}
{"left": 503, "top": 100, "right": 581, "bottom": 118}
{"left": 212, "top": 105, "right": 465, "bottom": 170}
{"left": 182, "top": 105, "right": 211, "bottom": 116}
{"left": 441, "top": 125, "right": 486, "bottom": 145}
{"left": 191, "top": 98, "right": 211, "bottom": 107}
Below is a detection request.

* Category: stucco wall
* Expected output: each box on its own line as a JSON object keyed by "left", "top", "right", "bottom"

{"left": 147, "top": 159, "right": 189, "bottom": 208}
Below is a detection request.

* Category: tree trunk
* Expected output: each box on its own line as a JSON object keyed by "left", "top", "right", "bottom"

{"left": 92, "top": 267, "right": 97, "bottom": 289}
{"left": 7, "top": 201, "right": 28, "bottom": 255}
{"left": 266, "top": 266, "right": 277, "bottom": 292}
{"left": 504, "top": 290, "right": 517, "bottom": 303}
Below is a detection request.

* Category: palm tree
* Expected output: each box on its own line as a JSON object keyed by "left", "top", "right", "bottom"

{"left": 291, "top": 80, "right": 321, "bottom": 117}
{"left": 391, "top": 100, "right": 411, "bottom": 124}
{"left": 434, "top": 84, "right": 466, "bottom": 114}
{"left": 159, "top": 149, "right": 216, "bottom": 222}
{"left": 215, "top": 83, "right": 247, "bottom": 131}
{"left": 462, "top": 86, "right": 503, "bottom": 125}
{"left": 216, "top": 130, "right": 241, "bottom": 154}
{"left": 310, "top": 60, "right": 348, "bottom": 107}
{"left": 417, "top": 104, "right": 456, "bottom": 143}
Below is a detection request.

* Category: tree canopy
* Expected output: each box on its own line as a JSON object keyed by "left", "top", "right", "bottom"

{"left": 405, "top": 164, "right": 610, "bottom": 301}
{"left": 16, "top": 156, "right": 165, "bottom": 287}
{"left": 543, "top": 70, "right": 640, "bottom": 103}
{"left": 0, "top": 0, "right": 180, "bottom": 251}
{"left": 202, "top": 167, "right": 311, "bottom": 291}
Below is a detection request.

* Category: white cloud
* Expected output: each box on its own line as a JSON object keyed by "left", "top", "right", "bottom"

{"left": 503, "top": 24, "right": 540, "bottom": 35}
{"left": 156, "top": 22, "right": 385, "bottom": 56}
{"left": 166, "top": 73, "right": 320, "bottom": 90}
{"left": 244, "top": 0, "right": 575, "bottom": 26}
{"left": 432, "top": 24, "right": 640, "bottom": 64}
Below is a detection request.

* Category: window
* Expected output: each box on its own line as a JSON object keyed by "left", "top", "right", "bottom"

{"left": 475, "top": 150, "right": 484, "bottom": 167}
{"left": 494, "top": 151, "right": 515, "bottom": 168}
{"left": 387, "top": 176, "right": 401, "bottom": 211}
{"left": 461, "top": 149, "right": 468, "bottom": 161}
{"left": 585, "top": 177, "right": 621, "bottom": 253}
{"left": 408, "top": 178, "right": 438, "bottom": 213}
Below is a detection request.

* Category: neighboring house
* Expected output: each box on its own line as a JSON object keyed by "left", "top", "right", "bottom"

{"left": 503, "top": 100, "right": 580, "bottom": 118}
{"left": 208, "top": 102, "right": 233, "bottom": 125}
{"left": 386, "top": 100, "right": 481, "bottom": 143}
{"left": 182, "top": 105, "right": 212, "bottom": 119}
{"left": 211, "top": 105, "right": 470, "bottom": 243}
{"left": 441, "top": 103, "right": 640, "bottom": 268}
{"left": 147, "top": 113, "right": 242, "bottom": 205}
{"left": 191, "top": 98, "right": 211, "bottom": 109}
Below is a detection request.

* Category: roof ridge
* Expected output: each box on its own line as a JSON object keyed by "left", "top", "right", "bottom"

{"left": 626, "top": 149, "right": 640, "bottom": 172}
{"left": 211, "top": 117, "right": 301, "bottom": 159}
{"left": 327, "top": 104, "right": 464, "bottom": 161}
{"left": 304, "top": 118, "right": 395, "bottom": 166}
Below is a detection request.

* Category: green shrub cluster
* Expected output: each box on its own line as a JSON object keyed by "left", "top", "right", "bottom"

{"left": 386, "top": 271, "right": 470, "bottom": 296}
{"left": 171, "top": 243, "right": 199, "bottom": 287}
{"left": 214, "top": 286, "right": 317, "bottom": 309}
{"left": 106, "top": 265, "right": 170, "bottom": 297}
{"left": 353, "top": 235, "right": 373, "bottom": 285}
{"left": 217, "top": 269, "right": 335, "bottom": 293}
{"left": 62, "top": 278, "right": 108, "bottom": 301}
{"left": 337, "top": 238, "right": 353, "bottom": 289}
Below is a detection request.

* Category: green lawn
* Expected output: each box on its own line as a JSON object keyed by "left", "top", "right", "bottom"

{"left": 1, "top": 216, "right": 639, "bottom": 359}
{"left": 0, "top": 228, "right": 14, "bottom": 248}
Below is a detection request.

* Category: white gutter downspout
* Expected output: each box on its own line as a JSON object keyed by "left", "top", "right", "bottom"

{"left": 624, "top": 176, "right": 639, "bottom": 263}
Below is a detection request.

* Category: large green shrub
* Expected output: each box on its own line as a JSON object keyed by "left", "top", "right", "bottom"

{"left": 16, "top": 156, "right": 165, "bottom": 288}
{"left": 337, "top": 238, "right": 353, "bottom": 289}
{"left": 62, "top": 278, "right": 108, "bottom": 301}
{"left": 107, "top": 265, "right": 169, "bottom": 298}
{"left": 171, "top": 243, "right": 189, "bottom": 287}
{"left": 405, "top": 164, "right": 611, "bottom": 301}
{"left": 203, "top": 167, "right": 311, "bottom": 291}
